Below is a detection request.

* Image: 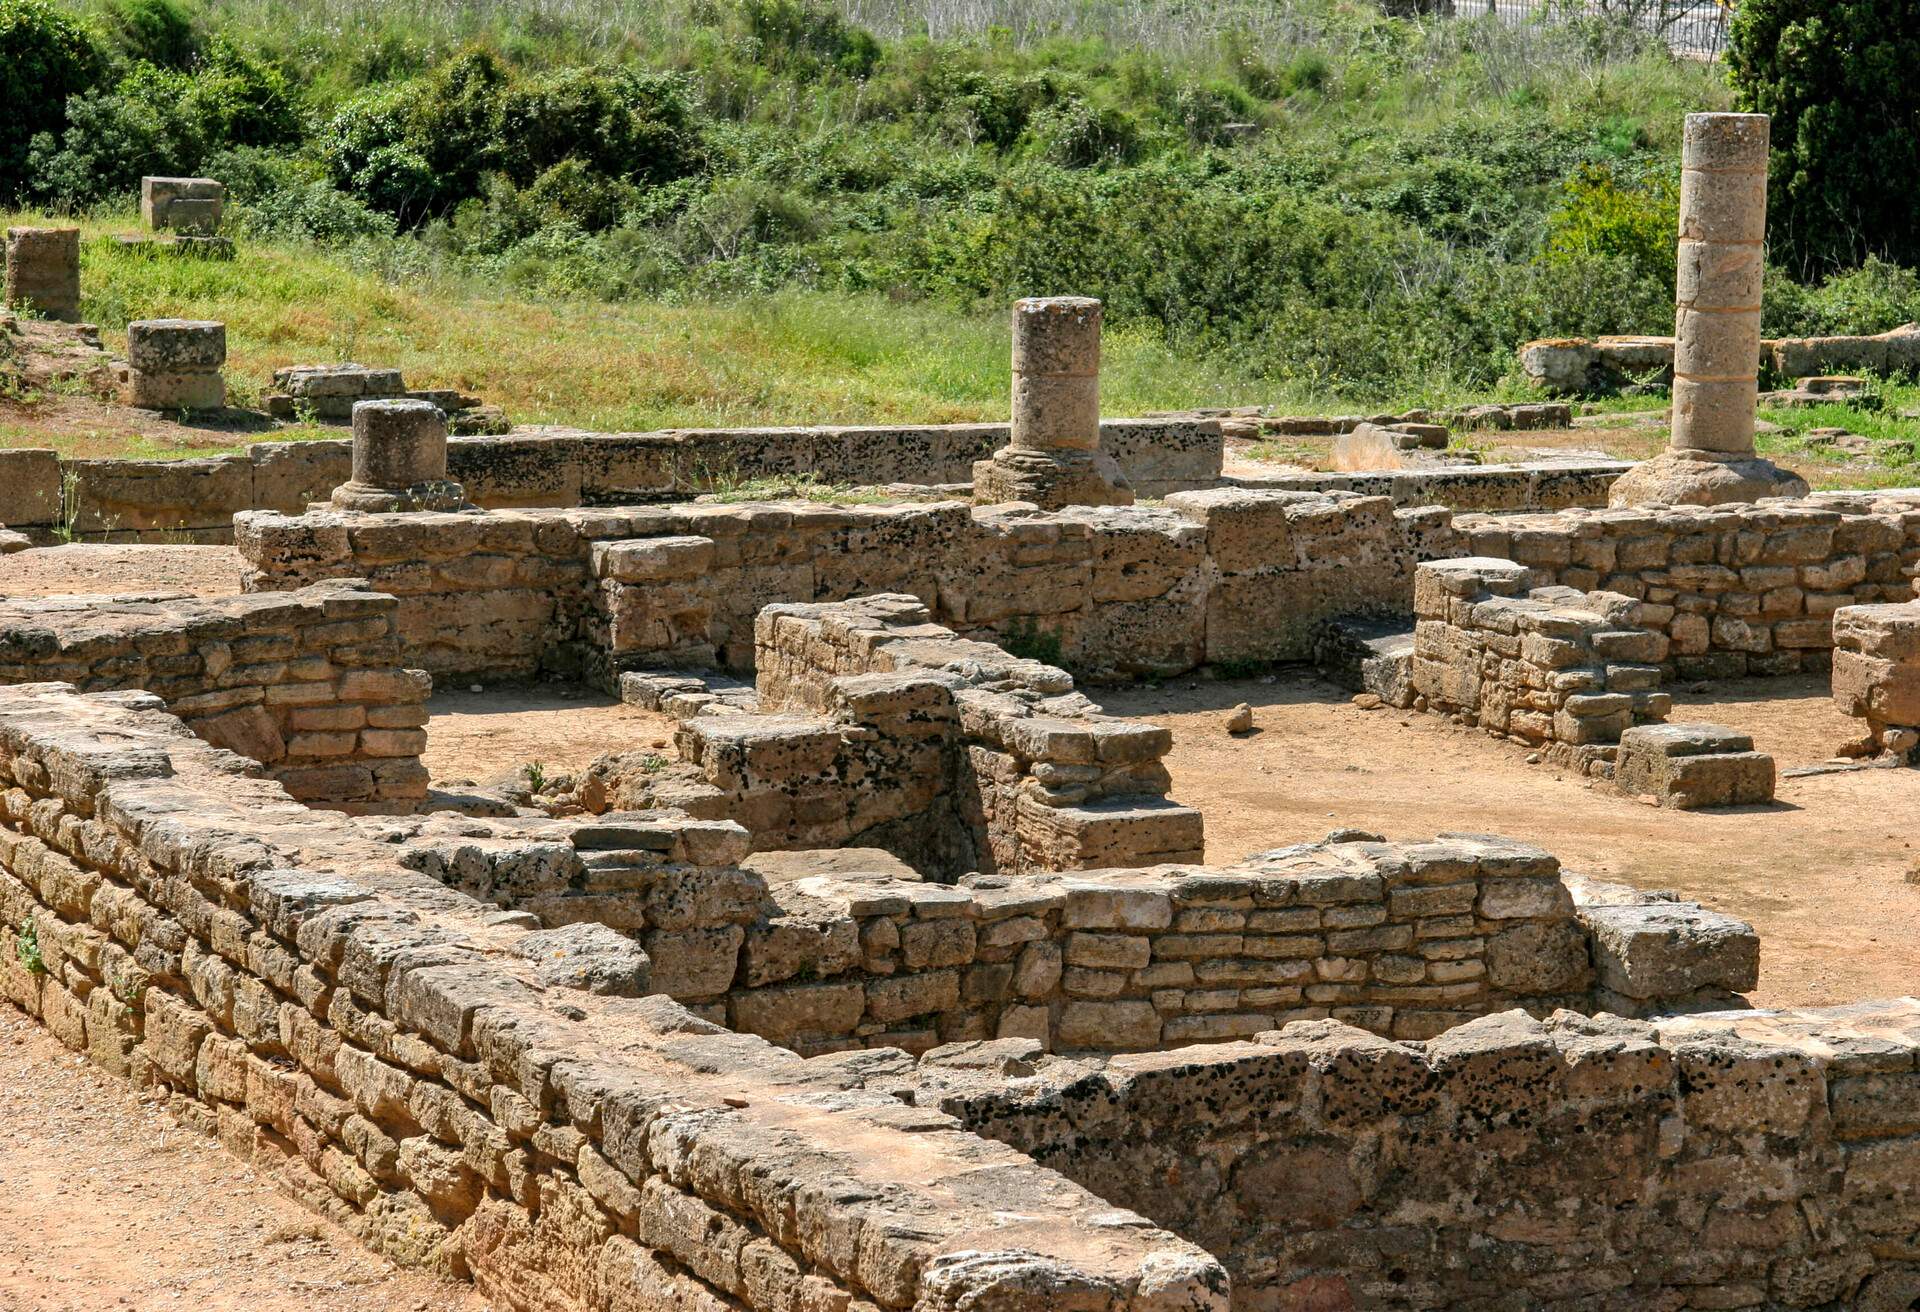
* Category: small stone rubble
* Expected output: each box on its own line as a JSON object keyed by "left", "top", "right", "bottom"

{"left": 264, "top": 363, "right": 507, "bottom": 435}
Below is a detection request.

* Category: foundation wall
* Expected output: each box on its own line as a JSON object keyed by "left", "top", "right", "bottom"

{"left": 241, "top": 490, "right": 1453, "bottom": 681}
{"left": 405, "top": 826, "right": 1753, "bottom": 1057}
{"left": 1412, "top": 558, "right": 1671, "bottom": 751}
{"left": 922, "top": 1002, "right": 1920, "bottom": 1311}
{"left": 8, "top": 417, "right": 1220, "bottom": 544}
{"left": 1225, "top": 459, "right": 1630, "bottom": 512}
{"left": 0, "top": 682, "right": 1224, "bottom": 1311}
{"left": 1454, "top": 495, "right": 1920, "bottom": 678}
{"left": 0, "top": 583, "right": 428, "bottom": 810}
{"left": 1520, "top": 323, "right": 1920, "bottom": 393}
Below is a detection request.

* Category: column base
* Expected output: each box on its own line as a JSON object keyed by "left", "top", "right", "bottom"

{"left": 1608, "top": 450, "right": 1809, "bottom": 508}
{"left": 972, "top": 447, "right": 1133, "bottom": 510}
{"left": 330, "top": 479, "right": 471, "bottom": 513}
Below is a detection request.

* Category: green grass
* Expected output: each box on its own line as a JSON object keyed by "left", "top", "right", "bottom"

{"left": 8, "top": 209, "right": 1287, "bottom": 438}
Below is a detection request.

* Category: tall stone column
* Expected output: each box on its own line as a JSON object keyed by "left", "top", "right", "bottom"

{"left": 973, "top": 297, "right": 1133, "bottom": 509}
{"left": 331, "top": 399, "right": 470, "bottom": 512}
{"left": 1611, "top": 113, "right": 1807, "bottom": 506}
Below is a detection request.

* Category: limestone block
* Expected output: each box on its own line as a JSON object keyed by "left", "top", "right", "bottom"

{"left": 0, "top": 448, "right": 61, "bottom": 530}
{"left": 125, "top": 368, "right": 226, "bottom": 412}
{"left": 1581, "top": 901, "right": 1761, "bottom": 1000}
{"left": 141, "top": 177, "right": 225, "bottom": 233}
{"left": 1612, "top": 722, "right": 1774, "bottom": 809}
{"left": 127, "top": 319, "right": 226, "bottom": 373}
{"left": 4, "top": 226, "right": 80, "bottom": 321}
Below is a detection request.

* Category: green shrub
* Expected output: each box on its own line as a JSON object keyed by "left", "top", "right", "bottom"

{"left": 0, "top": 0, "right": 105, "bottom": 201}
{"left": 99, "top": 0, "right": 198, "bottom": 70}
{"left": 1542, "top": 163, "right": 1678, "bottom": 286}
{"left": 1729, "top": 0, "right": 1920, "bottom": 276}
{"left": 27, "top": 39, "right": 300, "bottom": 208}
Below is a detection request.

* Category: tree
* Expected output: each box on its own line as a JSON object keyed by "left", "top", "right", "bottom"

{"left": 1727, "top": 0, "right": 1920, "bottom": 276}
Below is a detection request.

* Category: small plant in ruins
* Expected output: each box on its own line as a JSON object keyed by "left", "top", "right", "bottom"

{"left": 523, "top": 760, "right": 548, "bottom": 794}
{"left": 1001, "top": 617, "right": 1064, "bottom": 667}
{"left": 14, "top": 920, "right": 44, "bottom": 975}
{"left": 639, "top": 753, "right": 669, "bottom": 772}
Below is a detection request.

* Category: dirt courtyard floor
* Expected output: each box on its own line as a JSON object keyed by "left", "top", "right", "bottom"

{"left": 1100, "top": 671, "right": 1920, "bottom": 1010}
{"left": 0, "top": 543, "right": 246, "bottom": 597}
{"left": 0, "top": 1005, "right": 488, "bottom": 1312}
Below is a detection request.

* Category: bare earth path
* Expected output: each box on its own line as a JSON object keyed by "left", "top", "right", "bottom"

{"left": 1102, "top": 672, "right": 1920, "bottom": 1010}
{"left": 0, "top": 1005, "right": 489, "bottom": 1312}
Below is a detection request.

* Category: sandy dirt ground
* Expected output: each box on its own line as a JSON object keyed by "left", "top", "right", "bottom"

{"left": 0, "top": 543, "right": 247, "bottom": 597}
{"left": 0, "top": 1005, "right": 488, "bottom": 1312}
{"left": 421, "top": 684, "right": 674, "bottom": 789}
{"left": 1100, "top": 672, "right": 1920, "bottom": 1010}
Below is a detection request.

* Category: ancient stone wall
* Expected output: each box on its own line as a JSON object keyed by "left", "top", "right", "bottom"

{"left": 603, "top": 595, "right": 1203, "bottom": 877}
{"left": 0, "top": 682, "right": 1226, "bottom": 1310}
{"left": 1412, "top": 558, "right": 1672, "bottom": 755}
{"left": 7, "top": 417, "right": 1221, "bottom": 544}
{"left": 920, "top": 1001, "right": 1920, "bottom": 1310}
{"left": 1454, "top": 494, "right": 1920, "bottom": 678}
{"left": 406, "top": 821, "right": 1753, "bottom": 1056}
{"left": 1227, "top": 458, "right": 1629, "bottom": 512}
{"left": 242, "top": 490, "right": 1445, "bottom": 682}
{"left": 1520, "top": 323, "right": 1920, "bottom": 393}
{"left": 0, "top": 583, "right": 428, "bottom": 811}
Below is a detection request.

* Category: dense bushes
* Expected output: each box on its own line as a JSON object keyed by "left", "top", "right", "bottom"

{"left": 0, "top": 0, "right": 103, "bottom": 195}
{"left": 1729, "top": 0, "right": 1920, "bottom": 277}
{"left": 7, "top": 0, "right": 1920, "bottom": 400}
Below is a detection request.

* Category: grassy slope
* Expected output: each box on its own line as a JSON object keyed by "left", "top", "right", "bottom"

{"left": 2, "top": 211, "right": 1287, "bottom": 443}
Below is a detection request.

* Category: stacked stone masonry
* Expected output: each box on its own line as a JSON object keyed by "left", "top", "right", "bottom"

{"left": 1832, "top": 600, "right": 1920, "bottom": 754}
{"left": 599, "top": 594, "right": 1203, "bottom": 878}
{"left": 1412, "top": 557, "right": 1672, "bottom": 757}
{"left": 0, "top": 583, "right": 429, "bottom": 811}
{"left": 917, "top": 1000, "right": 1920, "bottom": 1310}
{"left": 1453, "top": 493, "right": 1920, "bottom": 679}
{"left": 0, "top": 430, "right": 1633, "bottom": 547}
{"left": 242, "top": 489, "right": 1453, "bottom": 681}
{"left": 400, "top": 817, "right": 1753, "bottom": 1056}
{"left": 0, "top": 682, "right": 1225, "bottom": 1311}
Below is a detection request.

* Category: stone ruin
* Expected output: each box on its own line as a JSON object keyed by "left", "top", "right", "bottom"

{"left": 6, "top": 119, "right": 1920, "bottom": 1311}
{"left": 4, "top": 225, "right": 81, "bottom": 322}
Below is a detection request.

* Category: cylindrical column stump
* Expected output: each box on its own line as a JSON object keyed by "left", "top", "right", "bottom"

{"left": 124, "top": 319, "right": 226, "bottom": 411}
{"left": 1610, "top": 113, "right": 1808, "bottom": 507}
{"left": 331, "top": 399, "right": 469, "bottom": 513}
{"left": 974, "top": 296, "right": 1132, "bottom": 509}
{"left": 5, "top": 227, "right": 81, "bottom": 322}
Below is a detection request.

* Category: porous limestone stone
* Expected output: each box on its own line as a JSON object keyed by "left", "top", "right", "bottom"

{"left": 331, "top": 400, "right": 469, "bottom": 513}
{"left": 4, "top": 226, "right": 80, "bottom": 321}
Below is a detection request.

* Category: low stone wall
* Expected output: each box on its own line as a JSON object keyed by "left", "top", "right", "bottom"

{"left": 243, "top": 489, "right": 1452, "bottom": 681}
{"left": 0, "top": 583, "right": 428, "bottom": 811}
{"left": 602, "top": 595, "right": 1202, "bottom": 878}
{"left": 1454, "top": 494, "right": 1920, "bottom": 678}
{"left": 0, "top": 682, "right": 1225, "bottom": 1310}
{"left": 918, "top": 1000, "right": 1920, "bottom": 1310}
{"left": 1226, "top": 458, "right": 1630, "bottom": 512}
{"left": 1412, "top": 558, "right": 1671, "bottom": 755}
{"left": 4, "top": 416, "right": 1222, "bottom": 544}
{"left": 1520, "top": 324, "right": 1920, "bottom": 393}
{"left": 404, "top": 822, "right": 1751, "bottom": 1057}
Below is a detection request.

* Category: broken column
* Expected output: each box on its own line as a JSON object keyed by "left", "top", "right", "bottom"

{"left": 973, "top": 296, "right": 1133, "bottom": 509}
{"left": 4, "top": 226, "right": 81, "bottom": 321}
{"left": 141, "top": 177, "right": 225, "bottom": 234}
{"left": 330, "top": 398, "right": 469, "bottom": 512}
{"left": 1612, "top": 113, "right": 1807, "bottom": 506}
{"left": 124, "top": 319, "right": 225, "bottom": 410}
